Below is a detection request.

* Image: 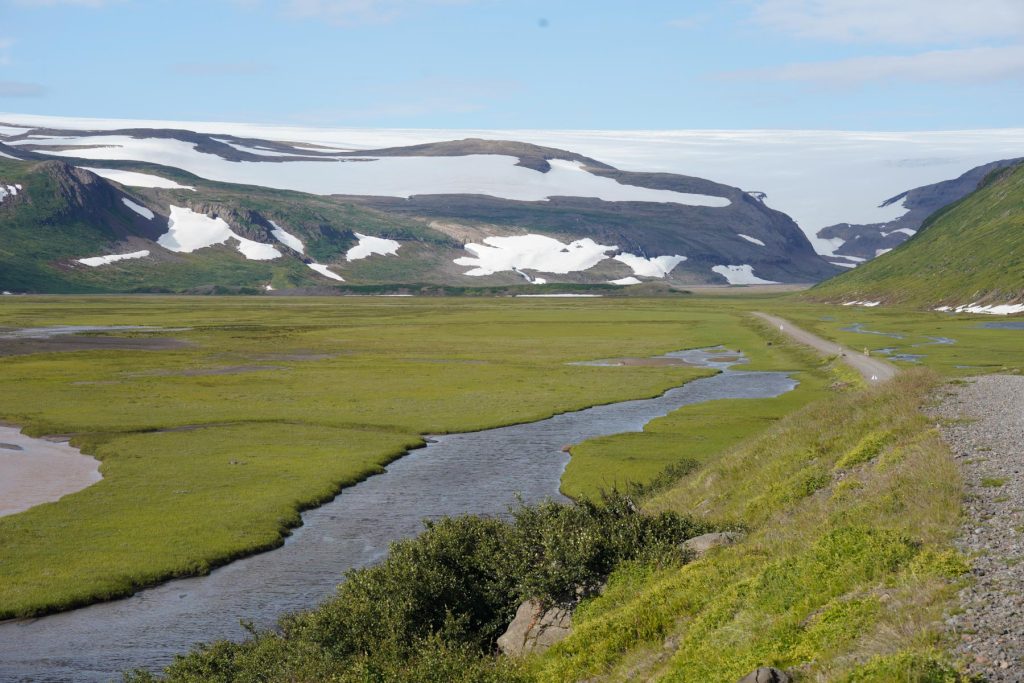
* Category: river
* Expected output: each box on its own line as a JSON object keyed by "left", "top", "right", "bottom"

{"left": 0, "top": 347, "right": 797, "bottom": 682}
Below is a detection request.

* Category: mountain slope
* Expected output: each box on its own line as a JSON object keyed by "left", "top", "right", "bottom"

{"left": 0, "top": 124, "right": 840, "bottom": 292}
{"left": 809, "top": 162, "right": 1024, "bottom": 311}
{"left": 818, "top": 157, "right": 1023, "bottom": 265}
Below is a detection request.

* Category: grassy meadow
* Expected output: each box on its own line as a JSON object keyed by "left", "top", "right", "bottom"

{"left": 2, "top": 292, "right": 1021, "bottom": 681}
{"left": 1, "top": 294, "right": 818, "bottom": 618}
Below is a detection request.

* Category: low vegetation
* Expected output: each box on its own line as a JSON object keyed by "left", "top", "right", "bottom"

{"left": 125, "top": 493, "right": 711, "bottom": 682}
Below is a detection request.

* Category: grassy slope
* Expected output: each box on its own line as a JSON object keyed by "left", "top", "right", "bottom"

{"left": 530, "top": 371, "right": 967, "bottom": 682}
{"left": 0, "top": 296, "right": 797, "bottom": 618}
{"left": 809, "top": 163, "right": 1024, "bottom": 308}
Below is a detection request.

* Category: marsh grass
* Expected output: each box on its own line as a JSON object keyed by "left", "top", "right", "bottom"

{"left": 0, "top": 296, "right": 803, "bottom": 618}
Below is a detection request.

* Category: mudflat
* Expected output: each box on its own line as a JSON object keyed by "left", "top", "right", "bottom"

{"left": 0, "top": 426, "right": 102, "bottom": 517}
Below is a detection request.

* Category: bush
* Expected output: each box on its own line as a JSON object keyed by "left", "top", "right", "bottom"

{"left": 134, "top": 492, "right": 711, "bottom": 681}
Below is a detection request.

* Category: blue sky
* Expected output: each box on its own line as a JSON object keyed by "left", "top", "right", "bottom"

{"left": 2, "top": 0, "right": 1023, "bottom": 130}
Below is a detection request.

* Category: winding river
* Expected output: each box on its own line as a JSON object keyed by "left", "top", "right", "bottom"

{"left": 0, "top": 348, "right": 797, "bottom": 682}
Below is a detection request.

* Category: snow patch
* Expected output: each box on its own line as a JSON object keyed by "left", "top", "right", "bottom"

{"left": 158, "top": 206, "right": 281, "bottom": 260}
{"left": 952, "top": 302, "right": 1024, "bottom": 316}
{"left": 121, "top": 197, "right": 154, "bottom": 220}
{"left": 612, "top": 253, "right": 686, "bottom": 278}
{"left": 26, "top": 134, "right": 731, "bottom": 207}
{"left": 346, "top": 232, "right": 401, "bottom": 261}
{"left": 842, "top": 301, "right": 882, "bottom": 307}
{"left": 307, "top": 263, "right": 345, "bottom": 281}
{"left": 515, "top": 293, "right": 603, "bottom": 298}
{"left": 738, "top": 234, "right": 766, "bottom": 246}
{"left": 831, "top": 261, "right": 857, "bottom": 268}
{"left": 455, "top": 234, "right": 617, "bottom": 276}
{"left": 711, "top": 264, "right": 779, "bottom": 285}
{"left": 881, "top": 227, "right": 917, "bottom": 238}
{"left": 875, "top": 248, "right": 893, "bottom": 257}
{"left": 610, "top": 276, "right": 642, "bottom": 285}
{"left": 77, "top": 250, "right": 150, "bottom": 267}
{"left": 269, "top": 220, "right": 305, "bottom": 254}
{"left": 84, "top": 168, "right": 195, "bottom": 190}
{"left": 234, "top": 236, "right": 282, "bottom": 261}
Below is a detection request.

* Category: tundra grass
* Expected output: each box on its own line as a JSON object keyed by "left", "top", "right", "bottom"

{"left": 561, "top": 320, "right": 841, "bottom": 501}
{"left": 527, "top": 370, "right": 969, "bottom": 682}
{"left": 0, "top": 295, "right": 806, "bottom": 618}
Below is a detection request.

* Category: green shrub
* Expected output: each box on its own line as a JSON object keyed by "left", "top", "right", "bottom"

{"left": 135, "top": 493, "right": 710, "bottom": 681}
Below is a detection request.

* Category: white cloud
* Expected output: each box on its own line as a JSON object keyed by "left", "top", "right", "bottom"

{"left": 753, "top": 0, "right": 1024, "bottom": 45}
{"left": 283, "top": 0, "right": 473, "bottom": 24}
{"left": 732, "top": 45, "right": 1024, "bottom": 85}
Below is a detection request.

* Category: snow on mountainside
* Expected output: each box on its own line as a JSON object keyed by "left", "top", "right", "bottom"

{"left": 0, "top": 116, "right": 841, "bottom": 291}
{"left": 4, "top": 114, "right": 1024, "bottom": 253}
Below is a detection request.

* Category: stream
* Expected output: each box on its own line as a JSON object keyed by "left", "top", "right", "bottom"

{"left": 0, "top": 347, "right": 797, "bottom": 682}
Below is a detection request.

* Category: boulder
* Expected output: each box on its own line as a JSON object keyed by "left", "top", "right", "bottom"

{"left": 737, "top": 667, "right": 792, "bottom": 683}
{"left": 497, "top": 599, "right": 572, "bottom": 657}
{"left": 682, "top": 531, "right": 745, "bottom": 557}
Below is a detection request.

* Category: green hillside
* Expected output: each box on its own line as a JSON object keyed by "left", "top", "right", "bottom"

{"left": 809, "top": 162, "right": 1024, "bottom": 309}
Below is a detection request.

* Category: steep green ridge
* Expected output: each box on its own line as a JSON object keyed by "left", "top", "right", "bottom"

{"left": 810, "top": 162, "right": 1024, "bottom": 309}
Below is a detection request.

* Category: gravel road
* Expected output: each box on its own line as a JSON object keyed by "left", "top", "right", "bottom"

{"left": 752, "top": 312, "right": 898, "bottom": 383}
{"left": 933, "top": 375, "right": 1024, "bottom": 681}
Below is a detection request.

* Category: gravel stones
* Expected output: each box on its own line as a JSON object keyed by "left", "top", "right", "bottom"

{"left": 932, "top": 375, "right": 1024, "bottom": 682}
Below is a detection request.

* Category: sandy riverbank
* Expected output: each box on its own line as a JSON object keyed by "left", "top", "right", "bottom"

{"left": 0, "top": 426, "right": 102, "bottom": 517}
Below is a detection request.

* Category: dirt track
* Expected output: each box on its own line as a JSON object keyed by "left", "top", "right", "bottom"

{"left": 753, "top": 312, "right": 898, "bottom": 383}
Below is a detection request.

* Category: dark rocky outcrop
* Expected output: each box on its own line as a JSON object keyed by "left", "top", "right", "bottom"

{"left": 737, "top": 666, "right": 792, "bottom": 683}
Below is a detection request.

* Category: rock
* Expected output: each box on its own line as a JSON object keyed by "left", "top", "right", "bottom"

{"left": 682, "top": 531, "right": 745, "bottom": 557}
{"left": 497, "top": 599, "right": 572, "bottom": 657}
{"left": 737, "top": 666, "right": 792, "bottom": 683}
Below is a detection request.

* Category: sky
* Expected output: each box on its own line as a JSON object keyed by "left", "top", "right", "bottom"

{"left": 1, "top": 0, "right": 1024, "bottom": 130}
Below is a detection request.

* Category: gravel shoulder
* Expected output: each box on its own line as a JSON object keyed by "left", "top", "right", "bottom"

{"left": 752, "top": 312, "right": 897, "bottom": 383}
{"left": 932, "top": 375, "right": 1024, "bottom": 681}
